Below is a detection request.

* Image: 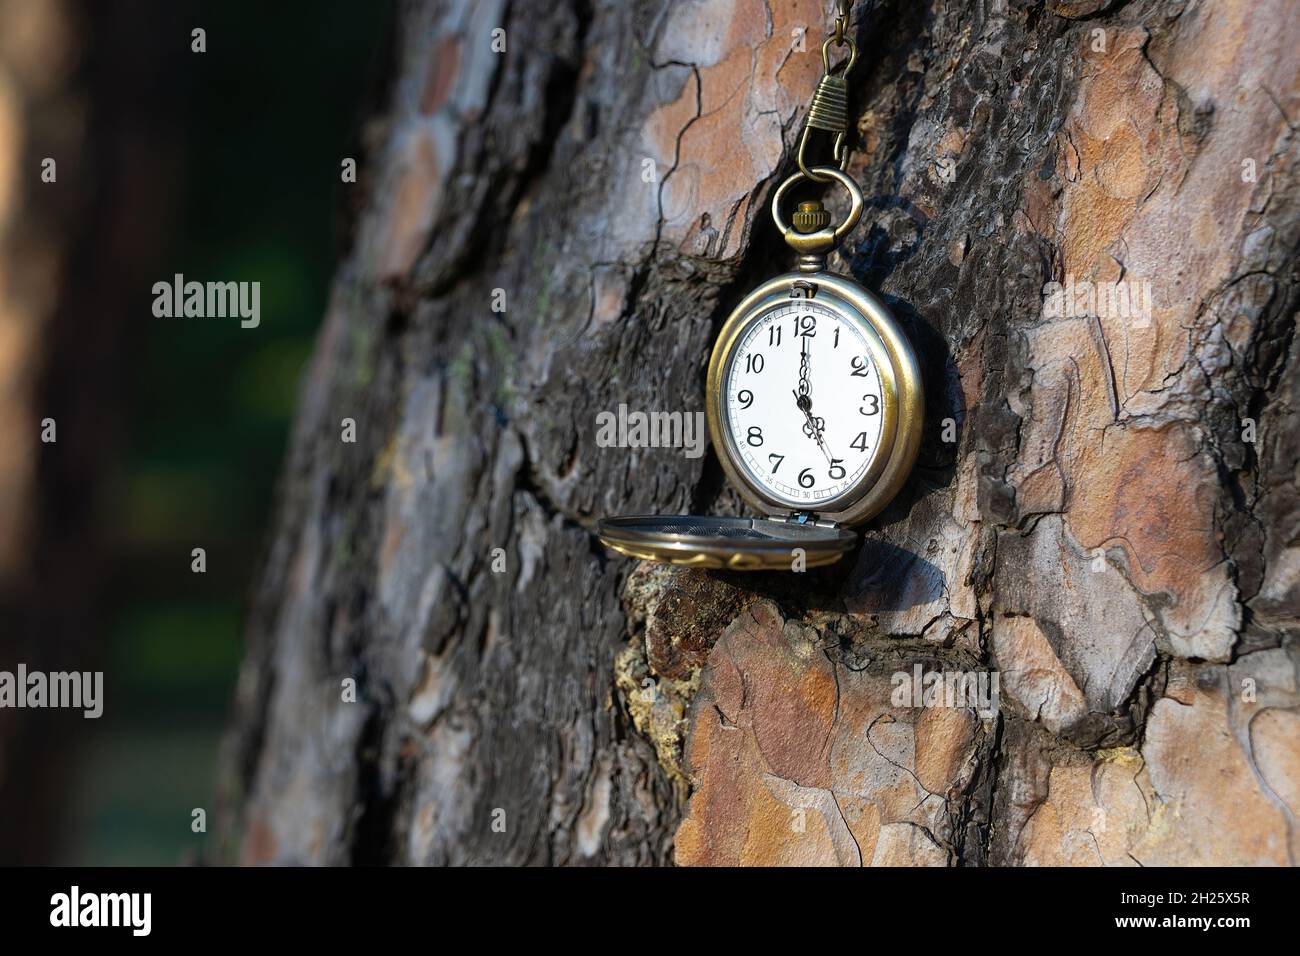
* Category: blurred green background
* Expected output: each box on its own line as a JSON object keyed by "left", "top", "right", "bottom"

{"left": 61, "top": 1, "right": 393, "bottom": 864}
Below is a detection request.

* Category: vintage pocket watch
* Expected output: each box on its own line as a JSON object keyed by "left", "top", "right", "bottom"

{"left": 596, "top": 6, "right": 923, "bottom": 570}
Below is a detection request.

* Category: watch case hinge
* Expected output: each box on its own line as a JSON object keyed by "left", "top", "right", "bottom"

{"left": 777, "top": 510, "right": 840, "bottom": 529}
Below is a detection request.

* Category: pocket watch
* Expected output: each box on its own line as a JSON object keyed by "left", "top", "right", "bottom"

{"left": 596, "top": 4, "right": 923, "bottom": 571}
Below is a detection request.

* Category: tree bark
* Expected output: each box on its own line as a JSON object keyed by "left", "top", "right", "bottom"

{"left": 222, "top": 0, "right": 1300, "bottom": 866}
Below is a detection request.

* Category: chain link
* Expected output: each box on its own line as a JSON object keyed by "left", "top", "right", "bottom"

{"left": 797, "top": 1, "right": 858, "bottom": 182}
{"left": 832, "top": 0, "right": 850, "bottom": 43}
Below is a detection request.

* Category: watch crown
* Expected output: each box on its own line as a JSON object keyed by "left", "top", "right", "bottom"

{"left": 792, "top": 200, "right": 831, "bottom": 234}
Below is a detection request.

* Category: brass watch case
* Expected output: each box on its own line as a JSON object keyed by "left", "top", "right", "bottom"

{"left": 707, "top": 271, "right": 924, "bottom": 527}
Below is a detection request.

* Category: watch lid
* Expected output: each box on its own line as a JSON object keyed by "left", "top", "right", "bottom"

{"left": 595, "top": 514, "right": 856, "bottom": 571}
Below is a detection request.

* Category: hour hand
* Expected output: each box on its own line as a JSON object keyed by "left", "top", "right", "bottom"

{"left": 793, "top": 392, "right": 833, "bottom": 464}
{"left": 792, "top": 390, "right": 818, "bottom": 430}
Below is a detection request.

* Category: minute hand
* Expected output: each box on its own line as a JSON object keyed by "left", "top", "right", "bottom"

{"left": 792, "top": 338, "right": 833, "bottom": 465}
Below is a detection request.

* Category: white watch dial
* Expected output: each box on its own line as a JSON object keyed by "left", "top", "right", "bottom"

{"left": 722, "top": 298, "right": 885, "bottom": 509}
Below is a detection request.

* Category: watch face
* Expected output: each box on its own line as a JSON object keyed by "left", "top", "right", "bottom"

{"left": 720, "top": 296, "right": 886, "bottom": 510}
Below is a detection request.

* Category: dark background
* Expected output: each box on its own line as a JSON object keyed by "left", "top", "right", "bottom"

{"left": 0, "top": 0, "right": 393, "bottom": 863}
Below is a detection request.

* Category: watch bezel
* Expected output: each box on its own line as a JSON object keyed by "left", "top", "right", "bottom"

{"left": 706, "top": 272, "right": 924, "bottom": 527}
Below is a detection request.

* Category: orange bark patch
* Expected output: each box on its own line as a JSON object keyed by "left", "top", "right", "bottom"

{"left": 676, "top": 603, "right": 978, "bottom": 866}
{"left": 646, "top": 0, "right": 830, "bottom": 259}
{"left": 420, "top": 37, "right": 462, "bottom": 115}
{"left": 379, "top": 132, "right": 442, "bottom": 278}
{"left": 241, "top": 815, "right": 279, "bottom": 866}
{"left": 1068, "top": 422, "right": 1223, "bottom": 624}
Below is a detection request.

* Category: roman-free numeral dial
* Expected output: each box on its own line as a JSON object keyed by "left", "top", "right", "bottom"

{"left": 723, "top": 299, "right": 885, "bottom": 508}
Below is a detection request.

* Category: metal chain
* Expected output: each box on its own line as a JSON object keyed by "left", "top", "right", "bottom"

{"left": 832, "top": 0, "right": 850, "bottom": 43}
{"left": 797, "top": 0, "right": 858, "bottom": 182}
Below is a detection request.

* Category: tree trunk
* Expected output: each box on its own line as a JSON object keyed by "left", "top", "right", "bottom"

{"left": 222, "top": 0, "right": 1300, "bottom": 866}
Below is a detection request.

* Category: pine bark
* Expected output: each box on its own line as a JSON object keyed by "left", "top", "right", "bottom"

{"left": 223, "top": 0, "right": 1300, "bottom": 866}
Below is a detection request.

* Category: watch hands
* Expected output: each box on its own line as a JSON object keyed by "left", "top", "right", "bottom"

{"left": 809, "top": 414, "right": 834, "bottom": 466}
{"left": 793, "top": 336, "right": 834, "bottom": 466}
